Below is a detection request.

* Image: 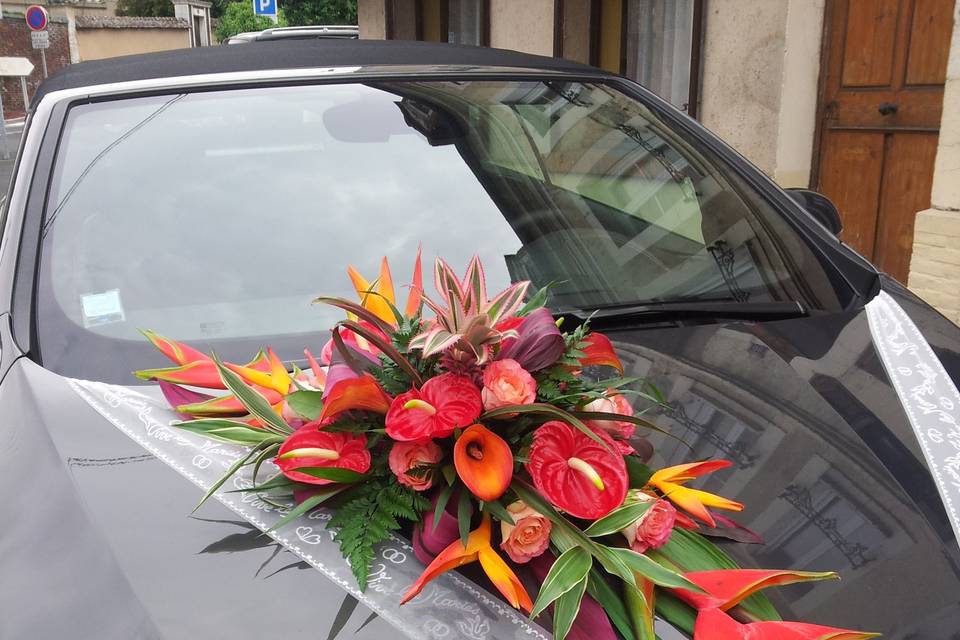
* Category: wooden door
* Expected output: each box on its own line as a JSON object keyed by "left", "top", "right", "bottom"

{"left": 814, "top": 0, "right": 954, "bottom": 282}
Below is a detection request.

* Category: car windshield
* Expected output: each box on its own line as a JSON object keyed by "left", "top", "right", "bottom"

{"left": 36, "top": 79, "right": 844, "bottom": 382}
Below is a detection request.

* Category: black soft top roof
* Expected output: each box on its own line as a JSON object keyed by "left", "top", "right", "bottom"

{"left": 33, "top": 40, "right": 603, "bottom": 105}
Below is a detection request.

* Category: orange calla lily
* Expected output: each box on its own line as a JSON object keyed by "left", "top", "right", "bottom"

{"left": 671, "top": 569, "right": 839, "bottom": 612}
{"left": 347, "top": 249, "right": 424, "bottom": 325}
{"left": 454, "top": 424, "right": 513, "bottom": 501}
{"left": 648, "top": 460, "right": 743, "bottom": 527}
{"left": 317, "top": 375, "right": 392, "bottom": 423}
{"left": 694, "top": 607, "right": 879, "bottom": 640}
{"left": 401, "top": 513, "right": 532, "bottom": 612}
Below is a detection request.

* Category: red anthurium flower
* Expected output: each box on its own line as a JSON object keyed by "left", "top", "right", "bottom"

{"left": 140, "top": 329, "right": 209, "bottom": 366}
{"left": 317, "top": 375, "right": 392, "bottom": 423}
{"left": 526, "top": 421, "right": 628, "bottom": 519}
{"left": 693, "top": 607, "right": 879, "bottom": 640}
{"left": 671, "top": 569, "right": 838, "bottom": 612}
{"left": 454, "top": 424, "right": 513, "bottom": 501}
{"left": 401, "top": 513, "right": 533, "bottom": 612}
{"left": 577, "top": 332, "right": 624, "bottom": 373}
{"left": 275, "top": 428, "right": 370, "bottom": 485}
{"left": 385, "top": 374, "right": 482, "bottom": 441}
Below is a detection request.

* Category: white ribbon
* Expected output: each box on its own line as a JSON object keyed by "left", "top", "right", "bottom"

{"left": 67, "top": 379, "right": 549, "bottom": 640}
{"left": 865, "top": 291, "right": 960, "bottom": 548}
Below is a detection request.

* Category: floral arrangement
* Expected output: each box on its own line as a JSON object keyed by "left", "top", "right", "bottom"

{"left": 136, "top": 253, "right": 878, "bottom": 640}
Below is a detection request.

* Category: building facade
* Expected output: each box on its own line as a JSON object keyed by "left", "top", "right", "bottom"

{"left": 358, "top": 0, "right": 960, "bottom": 322}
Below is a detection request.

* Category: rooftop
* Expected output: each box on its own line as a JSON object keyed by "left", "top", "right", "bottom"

{"left": 32, "top": 39, "right": 603, "bottom": 106}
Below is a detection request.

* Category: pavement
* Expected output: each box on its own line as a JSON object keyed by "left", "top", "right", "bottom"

{"left": 1, "top": 119, "right": 25, "bottom": 196}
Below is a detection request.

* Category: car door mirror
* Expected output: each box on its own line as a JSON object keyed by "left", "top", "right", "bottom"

{"left": 785, "top": 188, "right": 843, "bottom": 236}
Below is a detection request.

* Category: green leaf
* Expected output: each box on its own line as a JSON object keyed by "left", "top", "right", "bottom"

{"left": 213, "top": 357, "right": 292, "bottom": 436}
{"left": 582, "top": 501, "right": 653, "bottom": 537}
{"left": 173, "top": 418, "right": 286, "bottom": 446}
{"left": 441, "top": 464, "right": 456, "bottom": 486}
{"left": 226, "top": 472, "right": 295, "bottom": 494}
{"left": 651, "top": 528, "right": 779, "bottom": 621}
{"left": 264, "top": 486, "right": 347, "bottom": 534}
{"left": 286, "top": 389, "right": 324, "bottom": 421}
{"left": 517, "top": 281, "right": 555, "bottom": 317}
{"left": 513, "top": 479, "right": 634, "bottom": 587}
{"left": 251, "top": 442, "right": 281, "bottom": 484}
{"left": 483, "top": 403, "right": 612, "bottom": 453}
{"left": 625, "top": 456, "right": 653, "bottom": 488}
{"left": 432, "top": 483, "right": 455, "bottom": 533}
{"left": 481, "top": 499, "right": 515, "bottom": 525}
{"left": 339, "top": 319, "right": 423, "bottom": 387}
{"left": 193, "top": 444, "right": 261, "bottom": 512}
{"left": 603, "top": 547, "right": 704, "bottom": 592}
{"left": 551, "top": 575, "right": 588, "bottom": 640}
{"left": 586, "top": 567, "right": 637, "bottom": 640}
{"left": 291, "top": 467, "right": 368, "bottom": 484}
{"left": 653, "top": 590, "right": 697, "bottom": 635}
{"left": 570, "top": 410, "right": 673, "bottom": 439}
{"left": 457, "top": 489, "right": 472, "bottom": 548}
{"left": 529, "top": 546, "right": 593, "bottom": 618}
{"left": 327, "top": 479, "right": 429, "bottom": 589}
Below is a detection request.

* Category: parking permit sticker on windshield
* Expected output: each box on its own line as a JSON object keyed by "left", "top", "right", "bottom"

{"left": 81, "top": 289, "right": 126, "bottom": 328}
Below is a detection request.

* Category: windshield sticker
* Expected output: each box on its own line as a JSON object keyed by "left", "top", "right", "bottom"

{"left": 81, "top": 289, "right": 125, "bottom": 328}
{"left": 866, "top": 291, "right": 960, "bottom": 550}
{"left": 66, "top": 378, "right": 550, "bottom": 640}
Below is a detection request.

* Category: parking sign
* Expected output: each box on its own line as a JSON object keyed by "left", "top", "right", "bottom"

{"left": 253, "top": 0, "right": 276, "bottom": 16}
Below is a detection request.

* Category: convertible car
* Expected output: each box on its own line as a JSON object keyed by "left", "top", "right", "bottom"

{"left": 1, "top": 41, "right": 958, "bottom": 639}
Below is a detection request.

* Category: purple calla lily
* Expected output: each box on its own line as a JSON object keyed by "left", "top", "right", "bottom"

{"left": 497, "top": 308, "right": 565, "bottom": 371}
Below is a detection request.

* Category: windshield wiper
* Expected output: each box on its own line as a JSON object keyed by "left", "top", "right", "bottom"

{"left": 557, "top": 299, "right": 808, "bottom": 329}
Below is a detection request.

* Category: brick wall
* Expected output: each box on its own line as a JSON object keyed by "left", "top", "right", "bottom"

{"left": 0, "top": 16, "right": 72, "bottom": 119}
{"left": 907, "top": 2, "right": 960, "bottom": 324}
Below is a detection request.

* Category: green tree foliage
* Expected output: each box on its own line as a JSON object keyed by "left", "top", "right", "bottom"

{"left": 116, "top": 0, "right": 232, "bottom": 18}
{"left": 214, "top": 2, "right": 288, "bottom": 41}
{"left": 115, "top": 0, "right": 174, "bottom": 17}
{"left": 282, "top": 0, "right": 357, "bottom": 26}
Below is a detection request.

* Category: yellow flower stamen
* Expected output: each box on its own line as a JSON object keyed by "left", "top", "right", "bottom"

{"left": 278, "top": 448, "right": 340, "bottom": 461}
{"left": 403, "top": 399, "right": 437, "bottom": 415}
{"left": 568, "top": 457, "right": 605, "bottom": 490}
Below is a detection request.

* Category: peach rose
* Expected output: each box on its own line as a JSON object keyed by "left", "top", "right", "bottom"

{"left": 388, "top": 440, "right": 442, "bottom": 491}
{"left": 482, "top": 359, "right": 537, "bottom": 412}
{"left": 584, "top": 390, "right": 636, "bottom": 440}
{"left": 621, "top": 492, "right": 676, "bottom": 553}
{"left": 499, "top": 500, "right": 552, "bottom": 564}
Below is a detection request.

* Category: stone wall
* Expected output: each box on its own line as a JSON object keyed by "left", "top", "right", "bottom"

{"left": 907, "top": 0, "right": 960, "bottom": 324}
{"left": 0, "top": 15, "right": 72, "bottom": 119}
{"left": 698, "top": 0, "right": 824, "bottom": 187}
{"left": 75, "top": 16, "right": 190, "bottom": 61}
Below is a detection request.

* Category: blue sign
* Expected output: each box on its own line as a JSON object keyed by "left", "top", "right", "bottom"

{"left": 253, "top": 0, "right": 276, "bottom": 16}
{"left": 25, "top": 5, "right": 49, "bottom": 31}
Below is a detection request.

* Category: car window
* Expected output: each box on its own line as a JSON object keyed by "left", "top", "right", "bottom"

{"left": 36, "top": 80, "right": 845, "bottom": 382}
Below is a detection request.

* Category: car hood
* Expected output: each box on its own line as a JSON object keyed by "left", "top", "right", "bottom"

{"left": 2, "top": 289, "right": 959, "bottom": 639}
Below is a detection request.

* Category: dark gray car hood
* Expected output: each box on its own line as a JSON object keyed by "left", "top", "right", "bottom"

{"left": 3, "top": 283, "right": 960, "bottom": 638}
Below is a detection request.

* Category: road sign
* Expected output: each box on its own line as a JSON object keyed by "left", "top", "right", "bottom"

{"left": 25, "top": 5, "right": 49, "bottom": 31}
{"left": 31, "top": 30, "right": 49, "bottom": 49}
{"left": 253, "top": 0, "right": 276, "bottom": 17}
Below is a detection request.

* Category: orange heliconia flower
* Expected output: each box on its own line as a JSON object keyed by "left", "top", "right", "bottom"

{"left": 401, "top": 513, "right": 532, "bottom": 612}
{"left": 647, "top": 460, "right": 743, "bottom": 527}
